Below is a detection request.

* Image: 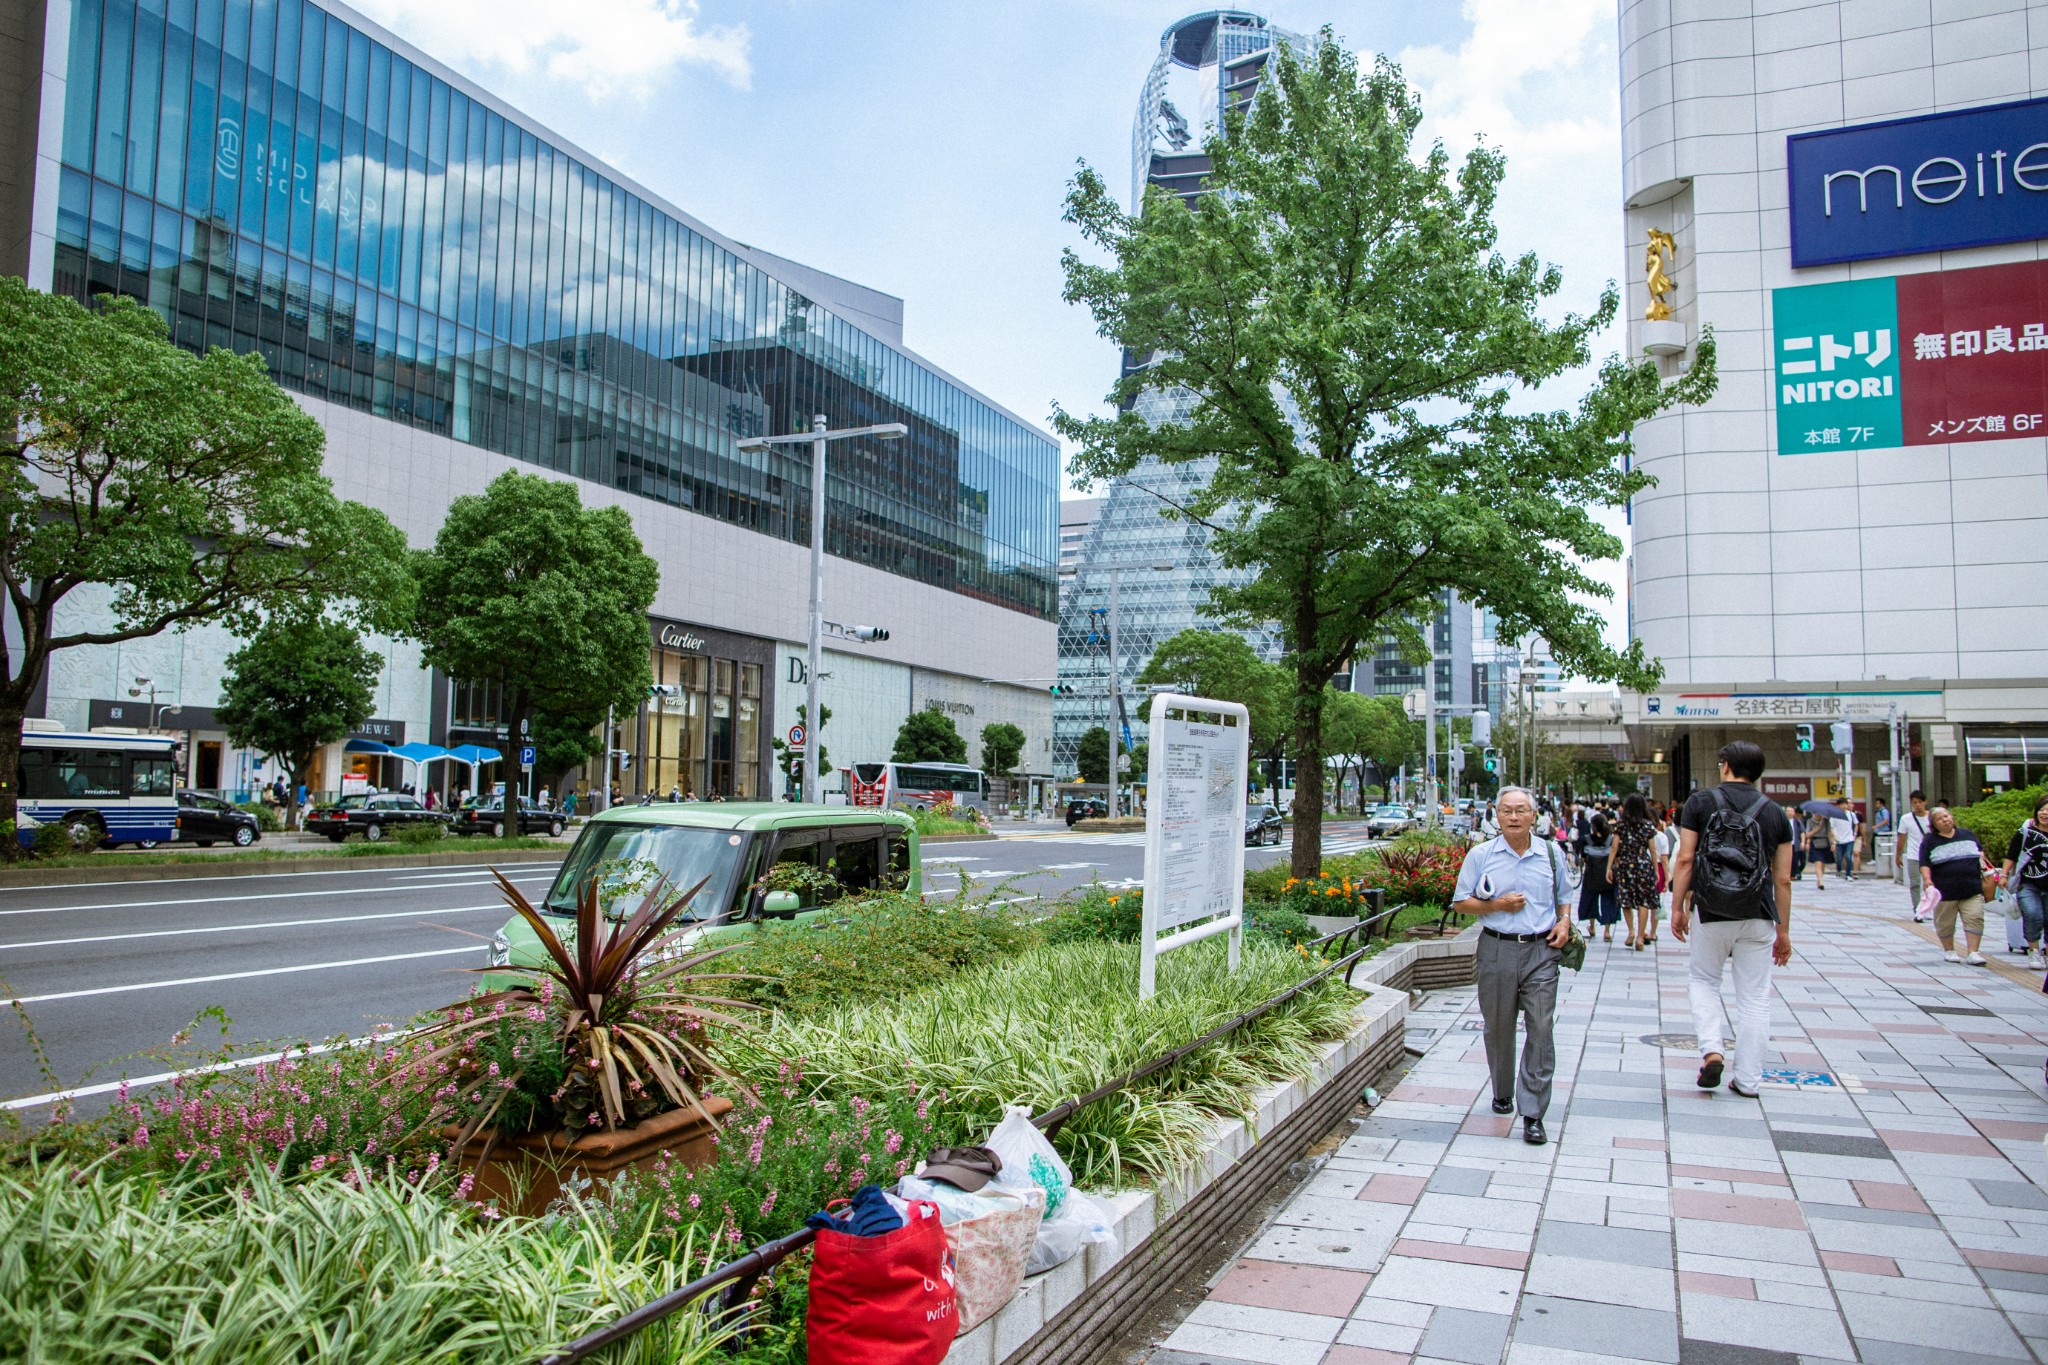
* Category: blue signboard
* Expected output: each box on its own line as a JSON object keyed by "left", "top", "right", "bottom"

{"left": 1788, "top": 96, "right": 2048, "bottom": 267}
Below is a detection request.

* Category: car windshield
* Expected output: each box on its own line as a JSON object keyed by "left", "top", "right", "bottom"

{"left": 333, "top": 795, "right": 369, "bottom": 810}
{"left": 1374, "top": 805, "right": 1405, "bottom": 817}
{"left": 543, "top": 822, "right": 747, "bottom": 920}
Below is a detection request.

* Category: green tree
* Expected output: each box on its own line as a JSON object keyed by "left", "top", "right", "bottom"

{"left": 413, "top": 471, "right": 658, "bottom": 838}
{"left": 1075, "top": 725, "right": 1111, "bottom": 785}
{"left": 1134, "top": 627, "right": 1289, "bottom": 753}
{"left": 1057, "top": 37, "right": 1716, "bottom": 875}
{"left": 0, "top": 282, "right": 412, "bottom": 846}
{"left": 892, "top": 708, "right": 967, "bottom": 765}
{"left": 531, "top": 709, "right": 604, "bottom": 799}
{"left": 214, "top": 618, "right": 382, "bottom": 829}
{"left": 770, "top": 702, "right": 833, "bottom": 796}
{"left": 980, "top": 721, "right": 1026, "bottom": 785}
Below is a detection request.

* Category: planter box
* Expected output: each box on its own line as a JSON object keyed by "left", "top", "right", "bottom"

{"left": 448, "top": 1096, "right": 733, "bottom": 1216}
{"left": 944, "top": 927, "right": 1481, "bottom": 1365}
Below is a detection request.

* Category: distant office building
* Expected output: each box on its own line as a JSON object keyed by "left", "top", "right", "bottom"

{"left": 1, "top": 0, "right": 1060, "bottom": 801}
{"left": 1342, "top": 589, "right": 1476, "bottom": 713}
{"left": 1059, "top": 497, "right": 1104, "bottom": 579}
{"left": 1054, "top": 9, "right": 1302, "bottom": 777}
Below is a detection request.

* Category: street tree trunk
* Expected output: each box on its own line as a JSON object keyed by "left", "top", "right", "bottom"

{"left": 0, "top": 697, "right": 24, "bottom": 859}
{"left": 1289, "top": 633, "right": 1328, "bottom": 880}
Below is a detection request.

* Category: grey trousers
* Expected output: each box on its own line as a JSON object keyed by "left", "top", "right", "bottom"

{"left": 1475, "top": 931, "right": 1561, "bottom": 1120}
{"left": 1905, "top": 858, "right": 1922, "bottom": 911}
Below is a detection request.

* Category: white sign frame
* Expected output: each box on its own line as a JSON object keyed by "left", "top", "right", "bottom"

{"left": 1139, "top": 692, "right": 1250, "bottom": 999}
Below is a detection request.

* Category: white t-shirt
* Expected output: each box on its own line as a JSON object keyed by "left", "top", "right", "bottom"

{"left": 1654, "top": 826, "right": 1677, "bottom": 859}
{"left": 1900, "top": 811, "right": 1932, "bottom": 861}
{"left": 1829, "top": 815, "right": 1854, "bottom": 845}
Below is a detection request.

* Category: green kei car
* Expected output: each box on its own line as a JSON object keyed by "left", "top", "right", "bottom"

{"left": 484, "top": 802, "right": 921, "bottom": 979}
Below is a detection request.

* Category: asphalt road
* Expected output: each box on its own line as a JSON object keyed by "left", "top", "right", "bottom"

{"left": 0, "top": 820, "right": 1376, "bottom": 1114}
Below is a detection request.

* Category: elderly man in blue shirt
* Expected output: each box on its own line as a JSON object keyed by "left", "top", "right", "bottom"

{"left": 1450, "top": 785, "right": 1572, "bottom": 1145}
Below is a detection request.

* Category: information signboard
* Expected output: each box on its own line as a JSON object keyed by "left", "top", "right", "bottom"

{"left": 1139, "top": 692, "right": 1250, "bottom": 999}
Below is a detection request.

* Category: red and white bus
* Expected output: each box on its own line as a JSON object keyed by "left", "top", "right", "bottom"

{"left": 846, "top": 762, "right": 988, "bottom": 814}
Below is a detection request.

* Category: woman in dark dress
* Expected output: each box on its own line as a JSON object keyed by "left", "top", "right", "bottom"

{"left": 1614, "top": 793, "right": 1660, "bottom": 950}
{"left": 1579, "top": 812, "right": 1621, "bottom": 941}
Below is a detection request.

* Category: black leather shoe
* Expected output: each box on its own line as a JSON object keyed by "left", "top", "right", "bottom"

{"left": 1492, "top": 1096, "right": 1514, "bottom": 1115}
{"left": 1523, "top": 1118, "right": 1548, "bottom": 1146}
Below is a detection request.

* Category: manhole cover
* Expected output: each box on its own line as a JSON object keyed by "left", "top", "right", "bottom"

{"left": 1641, "top": 1033, "right": 1698, "bottom": 1048}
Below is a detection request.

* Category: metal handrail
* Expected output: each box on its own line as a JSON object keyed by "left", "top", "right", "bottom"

{"left": 537, "top": 904, "right": 1406, "bottom": 1364}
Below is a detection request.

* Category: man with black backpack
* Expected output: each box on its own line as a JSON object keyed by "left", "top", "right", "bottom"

{"left": 1669, "top": 741, "right": 1796, "bottom": 1098}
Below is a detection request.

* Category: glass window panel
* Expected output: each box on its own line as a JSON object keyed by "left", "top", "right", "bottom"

{"left": 154, "top": 1, "right": 193, "bottom": 202}
{"left": 126, "top": 4, "right": 164, "bottom": 197}
{"left": 57, "top": 168, "right": 91, "bottom": 248}
{"left": 93, "top": 0, "right": 132, "bottom": 185}
{"left": 63, "top": 0, "right": 103, "bottom": 171}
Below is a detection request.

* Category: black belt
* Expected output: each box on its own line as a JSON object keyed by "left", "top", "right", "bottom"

{"left": 1483, "top": 927, "right": 1551, "bottom": 943}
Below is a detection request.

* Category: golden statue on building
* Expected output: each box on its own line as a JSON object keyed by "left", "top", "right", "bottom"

{"left": 1644, "top": 229, "right": 1676, "bottom": 321}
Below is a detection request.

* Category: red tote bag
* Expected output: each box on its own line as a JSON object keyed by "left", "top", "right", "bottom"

{"left": 806, "top": 1200, "right": 957, "bottom": 1365}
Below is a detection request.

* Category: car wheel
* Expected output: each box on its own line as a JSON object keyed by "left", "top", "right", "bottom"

{"left": 328, "top": 833, "right": 347, "bottom": 843}
{"left": 196, "top": 839, "right": 214, "bottom": 848}
{"left": 233, "top": 826, "right": 255, "bottom": 847}
{"left": 548, "top": 820, "right": 563, "bottom": 838}
{"left": 491, "top": 821, "right": 505, "bottom": 838}
{"left": 364, "top": 822, "right": 384, "bottom": 842}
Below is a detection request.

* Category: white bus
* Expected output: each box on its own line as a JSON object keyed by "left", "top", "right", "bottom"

{"left": 16, "top": 729, "right": 181, "bottom": 849}
{"left": 846, "top": 761, "right": 988, "bottom": 814}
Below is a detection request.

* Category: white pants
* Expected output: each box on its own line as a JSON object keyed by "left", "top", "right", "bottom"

{"left": 1688, "top": 918, "right": 1777, "bottom": 1090}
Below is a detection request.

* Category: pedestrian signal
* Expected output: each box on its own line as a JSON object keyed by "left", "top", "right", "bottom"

{"left": 1794, "top": 723, "right": 1814, "bottom": 752}
{"left": 1483, "top": 747, "right": 1500, "bottom": 773}
{"left": 1829, "top": 721, "right": 1853, "bottom": 756}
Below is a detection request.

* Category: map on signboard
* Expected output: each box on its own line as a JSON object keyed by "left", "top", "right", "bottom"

{"left": 1151, "top": 709, "right": 1244, "bottom": 932}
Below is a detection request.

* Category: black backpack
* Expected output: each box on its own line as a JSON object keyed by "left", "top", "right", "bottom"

{"left": 1694, "top": 786, "right": 1769, "bottom": 916}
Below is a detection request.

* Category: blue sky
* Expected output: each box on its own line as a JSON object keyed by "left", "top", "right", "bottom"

{"left": 348, "top": 0, "right": 1633, "bottom": 642}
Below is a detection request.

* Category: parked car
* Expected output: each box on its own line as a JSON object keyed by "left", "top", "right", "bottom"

{"left": 1065, "top": 797, "right": 1108, "bottom": 827}
{"left": 174, "top": 789, "right": 261, "bottom": 847}
{"left": 485, "top": 803, "right": 921, "bottom": 984}
{"left": 1366, "top": 804, "right": 1416, "bottom": 838}
{"left": 305, "top": 792, "right": 450, "bottom": 842}
{"left": 1245, "top": 801, "right": 1285, "bottom": 846}
{"left": 452, "top": 796, "right": 566, "bottom": 838}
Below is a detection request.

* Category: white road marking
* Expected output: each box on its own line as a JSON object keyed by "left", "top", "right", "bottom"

{"left": 3, "top": 946, "right": 482, "bottom": 1007}
{"left": 0, "top": 859, "right": 562, "bottom": 895}
{"left": 1, "top": 1027, "right": 421, "bottom": 1112}
{"left": 0, "top": 904, "right": 502, "bottom": 952}
{"left": 0, "top": 877, "right": 540, "bottom": 920}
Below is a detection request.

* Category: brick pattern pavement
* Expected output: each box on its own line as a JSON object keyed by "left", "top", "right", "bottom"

{"left": 1146, "top": 874, "right": 2048, "bottom": 1365}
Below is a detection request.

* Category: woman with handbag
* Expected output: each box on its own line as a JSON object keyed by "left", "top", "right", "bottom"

{"left": 1999, "top": 792, "right": 2048, "bottom": 971}
{"left": 1921, "top": 805, "right": 1989, "bottom": 966}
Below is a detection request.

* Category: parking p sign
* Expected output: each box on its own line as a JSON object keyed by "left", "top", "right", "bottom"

{"left": 519, "top": 745, "right": 536, "bottom": 767}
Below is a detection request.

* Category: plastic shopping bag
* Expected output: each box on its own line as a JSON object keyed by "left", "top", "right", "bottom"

{"left": 806, "top": 1199, "right": 955, "bottom": 1365}
{"left": 898, "top": 1175, "right": 1042, "bottom": 1332}
{"left": 1915, "top": 884, "right": 1942, "bottom": 921}
{"left": 984, "top": 1106, "right": 1117, "bottom": 1274}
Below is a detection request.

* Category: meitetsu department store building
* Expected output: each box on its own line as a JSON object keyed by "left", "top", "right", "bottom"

{"left": 0, "top": 0, "right": 1060, "bottom": 801}
{"left": 1616, "top": 0, "right": 2048, "bottom": 809}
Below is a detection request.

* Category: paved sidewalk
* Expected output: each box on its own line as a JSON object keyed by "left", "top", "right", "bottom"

{"left": 1149, "top": 874, "right": 2048, "bottom": 1365}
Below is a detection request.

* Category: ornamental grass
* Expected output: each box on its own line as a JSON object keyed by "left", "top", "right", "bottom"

{"left": 722, "top": 934, "right": 1360, "bottom": 1189}
{"left": 0, "top": 1158, "right": 733, "bottom": 1364}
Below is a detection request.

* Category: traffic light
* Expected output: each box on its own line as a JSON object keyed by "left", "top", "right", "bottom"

{"left": 847, "top": 625, "right": 889, "bottom": 642}
{"left": 1483, "top": 747, "right": 1500, "bottom": 773}
{"left": 1049, "top": 682, "right": 1075, "bottom": 696}
{"left": 1829, "top": 721, "right": 1853, "bottom": 756}
{"left": 1794, "top": 723, "right": 1814, "bottom": 752}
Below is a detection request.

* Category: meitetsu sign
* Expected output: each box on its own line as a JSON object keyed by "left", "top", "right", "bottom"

{"left": 1789, "top": 96, "right": 2048, "bottom": 267}
{"left": 1772, "top": 258, "right": 2048, "bottom": 453}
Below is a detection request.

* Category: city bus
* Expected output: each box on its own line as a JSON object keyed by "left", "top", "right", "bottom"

{"left": 15, "top": 728, "right": 180, "bottom": 849}
{"left": 846, "top": 761, "right": 988, "bottom": 814}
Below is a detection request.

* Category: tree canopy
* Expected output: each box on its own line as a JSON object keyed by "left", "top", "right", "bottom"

{"left": 1075, "top": 725, "right": 1111, "bottom": 785}
{"left": 1134, "top": 627, "right": 1288, "bottom": 754}
{"left": 412, "top": 471, "right": 657, "bottom": 831}
{"left": 980, "top": 721, "right": 1026, "bottom": 781}
{"left": 0, "top": 281, "right": 411, "bottom": 842}
{"left": 214, "top": 618, "right": 382, "bottom": 828}
{"left": 1057, "top": 35, "right": 1715, "bottom": 873}
{"left": 891, "top": 708, "right": 967, "bottom": 766}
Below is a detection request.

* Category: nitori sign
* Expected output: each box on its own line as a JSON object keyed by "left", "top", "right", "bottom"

{"left": 1772, "top": 258, "right": 2048, "bottom": 454}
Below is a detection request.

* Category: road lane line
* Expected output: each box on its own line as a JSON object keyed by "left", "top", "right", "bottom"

{"left": 3, "top": 947, "right": 482, "bottom": 1006}
{"left": 0, "top": 876, "right": 542, "bottom": 919}
{"left": 1, "top": 1028, "right": 421, "bottom": 1112}
{"left": 0, "top": 860, "right": 563, "bottom": 895}
{"left": 0, "top": 904, "right": 502, "bottom": 952}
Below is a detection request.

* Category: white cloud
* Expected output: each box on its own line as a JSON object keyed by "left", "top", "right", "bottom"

{"left": 349, "top": 0, "right": 750, "bottom": 97}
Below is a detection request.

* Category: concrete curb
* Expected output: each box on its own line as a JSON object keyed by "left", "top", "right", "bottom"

{"left": 0, "top": 846, "right": 567, "bottom": 888}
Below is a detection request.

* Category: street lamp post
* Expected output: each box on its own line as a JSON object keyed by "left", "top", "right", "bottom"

{"left": 737, "top": 416, "right": 907, "bottom": 804}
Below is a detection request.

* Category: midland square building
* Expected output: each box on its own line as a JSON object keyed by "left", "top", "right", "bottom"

{"left": 1618, "top": 0, "right": 2048, "bottom": 811}
{"left": 0, "top": 0, "right": 1061, "bottom": 802}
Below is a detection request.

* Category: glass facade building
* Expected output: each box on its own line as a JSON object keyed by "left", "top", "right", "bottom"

{"left": 44, "top": 0, "right": 1059, "bottom": 619}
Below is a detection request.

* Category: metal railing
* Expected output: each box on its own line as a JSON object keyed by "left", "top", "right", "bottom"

{"left": 537, "top": 904, "right": 1407, "bottom": 1364}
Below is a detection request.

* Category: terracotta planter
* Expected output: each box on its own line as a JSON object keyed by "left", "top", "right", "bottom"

{"left": 447, "top": 1096, "right": 733, "bottom": 1215}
